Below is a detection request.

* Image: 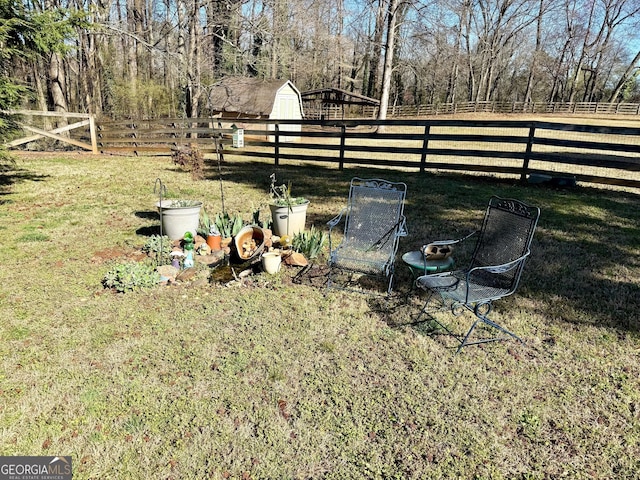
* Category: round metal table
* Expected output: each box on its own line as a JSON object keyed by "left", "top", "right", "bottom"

{"left": 402, "top": 251, "right": 455, "bottom": 281}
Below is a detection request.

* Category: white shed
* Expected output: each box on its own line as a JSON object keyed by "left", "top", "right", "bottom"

{"left": 206, "top": 77, "right": 304, "bottom": 142}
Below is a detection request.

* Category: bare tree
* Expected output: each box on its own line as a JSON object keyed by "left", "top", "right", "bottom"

{"left": 473, "top": 0, "right": 539, "bottom": 102}
{"left": 377, "top": 0, "right": 400, "bottom": 126}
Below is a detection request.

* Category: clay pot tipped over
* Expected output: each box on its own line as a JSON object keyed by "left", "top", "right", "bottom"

{"left": 234, "top": 226, "right": 266, "bottom": 261}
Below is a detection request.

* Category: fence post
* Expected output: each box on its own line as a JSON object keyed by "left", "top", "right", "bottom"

{"left": 339, "top": 124, "right": 346, "bottom": 171}
{"left": 274, "top": 123, "right": 280, "bottom": 166}
{"left": 419, "top": 125, "right": 431, "bottom": 173}
{"left": 89, "top": 114, "right": 98, "bottom": 154}
{"left": 131, "top": 123, "right": 138, "bottom": 157}
{"left": 521, "top": 125, "right": 535, "bottom": 184}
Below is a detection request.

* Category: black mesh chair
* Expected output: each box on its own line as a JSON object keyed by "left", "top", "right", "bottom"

{"left": 415, "top": 196, "right": 540, "bottom": 352}
{"left": 327, "top": 178, "right": 407, "bottom": 295}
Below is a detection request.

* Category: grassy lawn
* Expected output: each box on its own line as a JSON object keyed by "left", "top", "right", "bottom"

{"left": 1, "top": 151, "right": 639, "bottom": 479}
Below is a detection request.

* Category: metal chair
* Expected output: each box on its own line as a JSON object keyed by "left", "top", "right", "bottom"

{"left": 327, "top": 178, "right": 408, "bottom": 295}
{"left": 415, "top": 196, "right": 540, "bottom": 352}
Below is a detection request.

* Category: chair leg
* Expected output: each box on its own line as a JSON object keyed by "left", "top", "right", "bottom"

{"left": 385, "top": 272, "right": 394, "bottom": 296}
{"left": 477, "top": 313, "right": 524, "bottom": 344}
{"left": 411, "top": 292, "right": 450, "bottom": 331}
{"left": 456, "top": 310, "right": 524, "bottom": 353}
{"left": 326, "top": 264, "right": 334, "bottom": 292}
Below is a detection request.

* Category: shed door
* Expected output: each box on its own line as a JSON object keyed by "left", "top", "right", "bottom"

{"left": 278, "top": 94, "right": 299, "bottom": 118}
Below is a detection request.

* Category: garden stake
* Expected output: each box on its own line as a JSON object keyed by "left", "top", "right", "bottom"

{"left": 214, "top": 135, "right": 226, "bottom": 215}
{"left": 154, "top": 178, "right": 167, "bottom": 266}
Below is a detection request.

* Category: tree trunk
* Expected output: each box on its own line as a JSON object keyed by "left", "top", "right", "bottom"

{"left": 366, "top": 0, "right": 387, "bottom": 99}
{"left": 376, "top": 0, "right": 399, "bottom": 131}
{"left": 185, "top": 0, "right": 200, "bottom": 120}
{"left": 48, "top": 52, "right": 68, "bottom": 114}
{"left": 609, "top": 49, "right": 640, "bottom": 102}
{"left": 524, "top": 0, "right": 545, "bottom": 105}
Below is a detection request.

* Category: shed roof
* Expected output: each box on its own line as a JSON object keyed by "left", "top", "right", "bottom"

{"left": 207, "top": 77, "right": 298, "bottom": 116}
{"left": 300, "top": 87, "right": 380, "bottom": 106}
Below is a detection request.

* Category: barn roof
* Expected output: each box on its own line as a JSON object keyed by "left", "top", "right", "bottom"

{"left": 207, "top": 77, "right": 297, "bottom": 116}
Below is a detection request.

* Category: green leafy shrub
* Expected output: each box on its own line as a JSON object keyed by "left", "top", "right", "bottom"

{"left": 293, "top": 226, "right": 327, "bottom": 259}
{"left": 103, "top": 262, "right": 160, "bottom": 293}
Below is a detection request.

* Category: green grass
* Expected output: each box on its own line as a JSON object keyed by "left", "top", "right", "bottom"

{"left": 0, "top": 152, "right": 639, "bottom": 479}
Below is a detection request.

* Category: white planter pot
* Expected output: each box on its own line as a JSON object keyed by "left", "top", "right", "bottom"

{"left": 269, "top": 201, "right": 309, "bottom": 237}
{"left": 261, "top": 252, "right": 282, "bottom": 274}
{"left": 156, "top": 200, "right": 203, "bottom": 240}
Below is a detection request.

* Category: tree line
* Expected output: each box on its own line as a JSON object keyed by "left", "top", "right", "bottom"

{"left": 1, "top": 0, "right": 640, "bottom": 122}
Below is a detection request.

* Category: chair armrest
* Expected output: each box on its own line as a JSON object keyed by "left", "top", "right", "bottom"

{"left": 467, "top": 250, "right": 530, "bottom": 277}
{"left": 327, "top": 208, "right": 347, "bottom": 253}
{"left": 459, "top": 250, "right": 530, "bottom": 304}
{"left": 422, "top": 231, "right": 476, "bottom": 249}
{"left": 327, "top": 208, "right": 347, "bottom": 231}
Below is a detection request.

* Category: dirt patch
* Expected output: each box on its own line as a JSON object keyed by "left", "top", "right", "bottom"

{"left": 91, "top": 246, "right": 147, "bottom": 264}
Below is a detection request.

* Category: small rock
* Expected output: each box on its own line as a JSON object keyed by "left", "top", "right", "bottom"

{"left": 194, "top": 235, "right": 207, "bottom": 250}
{"left": 176, "top": 267, "right": 197, "bottom": 282}
{"left": 283, "top": 251, "right": 308, "bottom": 267}
{"left": 157, "top": 264, "right": 179, "bottom": 282}
{"left": 196, "top": 249, "right": 225, "bottom": 267}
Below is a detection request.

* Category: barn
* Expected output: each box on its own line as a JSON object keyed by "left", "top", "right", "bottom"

{"left": 205, "top": 77, "right": 304, "bottom": 141}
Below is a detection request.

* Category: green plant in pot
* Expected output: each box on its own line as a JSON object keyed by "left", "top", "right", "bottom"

{"left": 199, "top": 208, "right": 223, "bottom": 250}
{"left": 269, "top": 173, "right": 309, "bottom": 237}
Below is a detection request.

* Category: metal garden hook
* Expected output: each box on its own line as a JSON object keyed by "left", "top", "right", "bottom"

{"left": 154, "top": 178, "right": 167, "bottom": 265}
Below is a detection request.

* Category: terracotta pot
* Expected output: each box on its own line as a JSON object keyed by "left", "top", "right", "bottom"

{"left": 234, "top": 226, "right": 265, "bottom": 262}
{"left": 207, "top": 234, "right": 222, "bottom": 251}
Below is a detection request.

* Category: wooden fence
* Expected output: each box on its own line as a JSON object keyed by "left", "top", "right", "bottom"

{"left": 95, "top": 117, "right": 640, "bottom": 190}
{"left": 3, "top": 110, "right": 98, "bottom": 153}
{"left": 390, "top": 101, "right": 640, "bottom": 117}
{"left": 304, "top": 101, "right": 640, "bottom": 119}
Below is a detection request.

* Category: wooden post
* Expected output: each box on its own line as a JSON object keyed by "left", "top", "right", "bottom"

{"left": 419, "top": 125, "right": 431, "bottom": 173}
{"left": 521, "top": 125, "right": 535, "bottom": 184}
{"left": 339, "top": 124, "right": 346, "bottom": 171}
{"left": 274, "top": 123, "right": 280, "bottom": 166}
{"left": 131, "top": 123, "right": 138, "bottom": 157}
{"left": 89, "top": 114, "right": 98, "bottom": 154}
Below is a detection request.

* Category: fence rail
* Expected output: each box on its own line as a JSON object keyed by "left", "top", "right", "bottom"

{"left": 95, "top": 117, "right": 640, "bottom": 190}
